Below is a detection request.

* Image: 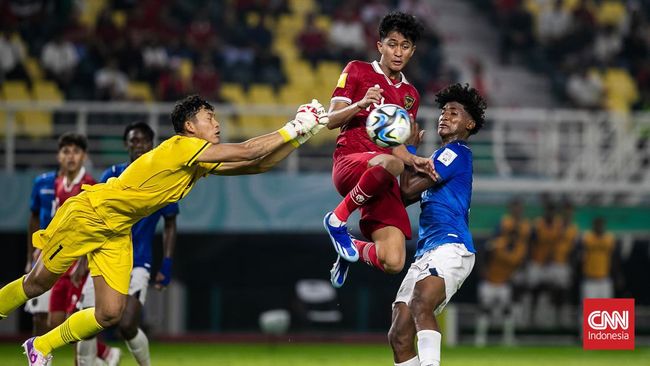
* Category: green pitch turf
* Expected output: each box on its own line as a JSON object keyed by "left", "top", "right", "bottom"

{"left": 1, "top": 342, "right": 648, "bottom": 365}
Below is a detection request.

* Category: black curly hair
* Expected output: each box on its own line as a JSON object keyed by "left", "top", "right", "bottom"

{"left": 123, "top": 121, "right": 154, "bottom": 142}
{"left": 58, "top": 132, "right": 88, "bottom": 151}
{"left": 379, "top": 11, "right": 424, "bottom": 44}
{"left": 435, "top": 83, "right": 487, "bottom": 135}
{"left": 171, "top": 95, "right": 214, "bottom": 133}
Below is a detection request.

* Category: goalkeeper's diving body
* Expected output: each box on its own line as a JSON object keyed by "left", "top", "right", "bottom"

{"left": 0, "top": 95, "right": 328, "bottom": 366}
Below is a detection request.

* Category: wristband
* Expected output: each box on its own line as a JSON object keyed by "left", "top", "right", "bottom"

{"left": 406, "top": 145, "right": 417, "bottom": 154}
{"left": 278, "top": 126, "right": 295, "bottom": 142}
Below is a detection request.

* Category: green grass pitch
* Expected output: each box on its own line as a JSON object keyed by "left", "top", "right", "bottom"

{"left": 1, "top": 342, "right": 648, "bottom": 365}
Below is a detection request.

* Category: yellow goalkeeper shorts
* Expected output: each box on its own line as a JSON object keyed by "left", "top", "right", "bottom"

{"left": 33, "top": 193, "right": 132, "bottom": 295}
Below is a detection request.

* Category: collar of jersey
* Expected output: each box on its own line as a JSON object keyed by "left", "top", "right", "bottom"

{"left": 371, "top": 60, "right": 409, "bottom": 86}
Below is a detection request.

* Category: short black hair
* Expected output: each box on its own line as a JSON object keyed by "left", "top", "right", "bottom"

{"left": 378, "top": 11, "right": 423, "bottom": 44}
{"left": 435, "top": 83, "right": 487, "bottom": 136}
{"left": 170, "top": 95, "right": 214, "bottom": 133}
{"left": 123, "top": 121, "right": 154, "bottom": 142}
{"left": 58, "top": 132, "right": 88, "bottom": 151}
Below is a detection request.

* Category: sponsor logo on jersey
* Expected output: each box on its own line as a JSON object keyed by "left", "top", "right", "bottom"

{"left": 437, "top": 148, "right": 458, "bottom": 166}
{"left": 404, "top": 95, "right": 415, "bottom": 110}
{"left": 337, "top": 73, "right": 348, "bottom": 88}
{"left": 583, "top": 298, "right": 634, "bottom": 350}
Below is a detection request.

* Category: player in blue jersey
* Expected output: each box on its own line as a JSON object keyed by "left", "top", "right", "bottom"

{"left": 388, "top": 83, "right": 486, "bottom": 366}
{"left": 25, "top": 170, "right": 57, "bottom": 337}
{"left": 76, "top": 122, "right": 178, "bottom": 366}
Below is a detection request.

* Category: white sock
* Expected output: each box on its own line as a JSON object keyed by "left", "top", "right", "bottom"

{"left": 396, "top": 355, "right": 420, "bottom": 366}
{"left": 126, "top": 328, "right": 151, "bottom": 366}
{"left": 329, "top": 212, "right": 344, "bottom": 226}
{"left": 76, "top": 337, "right": 97, "bottom": 366}
{"left": 417, "top": 330, "right": 441, "bottom": 366}
{"left": 503, "top": 314, "right": 516, "bottom": 346}
{"left": 475, "top": 314, "right": 489, "bottom": 347}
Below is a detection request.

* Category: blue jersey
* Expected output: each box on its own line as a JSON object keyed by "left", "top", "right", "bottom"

{"left": 415, "top": 140, "right": 475, "bottom": 257}
{"left": 100, "top": 163, "right": 179, "bottom": 270}
{"left": 30, "top": 171, "right": 57, "bottom": 229}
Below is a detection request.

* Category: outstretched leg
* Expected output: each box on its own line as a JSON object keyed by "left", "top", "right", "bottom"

{"left": 389, "top": 302, "right": 419, "bottom": 365}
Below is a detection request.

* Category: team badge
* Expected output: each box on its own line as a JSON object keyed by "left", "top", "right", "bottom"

{"left": 336, "top": 73, "right": 348, "bottom": 88}
{"left": 404, "top": 95, "right": 415, "bottom": 110}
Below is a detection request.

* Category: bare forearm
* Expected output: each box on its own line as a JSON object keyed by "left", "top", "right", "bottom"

{"left": 400, "top": 167, "right": 435, "bottom": 205}
{"left": 393, "top": 145, "right": 416, "bottom": 166}
{"left": 327, "top": 102, "right": 362, "bottom": 129}
{"left": 26, "top": 214, "right": 39, "bottom": 264}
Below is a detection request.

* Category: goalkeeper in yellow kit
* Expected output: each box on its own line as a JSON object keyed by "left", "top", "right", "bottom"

{"left": 0, "top": 95, "right": 328, "bottom": 365}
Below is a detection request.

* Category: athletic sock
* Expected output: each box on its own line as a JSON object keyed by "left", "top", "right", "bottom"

{"left": 417, "top": 330, "right": 441, "bottom": 366}
{"left": 395, "top": 355, "right": 420, "bottom": 366}
{"left": 126, "top": 328, "right": 151, "bottom": 366}
{"left": 353, "top": 239, "right": 385, "bottom": 272}
{"left": 97, "top": 339, "right": 108, "bottom": 359}
{"left": 333, "top": 165, "right": 394, "bottom": 221}
{"left": 0, "top": 276, "right": 29, "bottom": 317}
{"left": 34, "top": 307, "right": 103, "bottom": 355}
{"left": 76, "top": 337, "right": 97, "bottom": 366}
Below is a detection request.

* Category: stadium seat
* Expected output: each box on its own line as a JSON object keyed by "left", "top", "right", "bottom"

{"left": 1, "top": 81, "right": 30, "bottom": 100}
{"left": 247, "top": 84, "right": 277, "bottom": 104}
{"left": 220, "top": 83, "right": 247, "bottom": 105}
{"left": 179, "top": 58, "right": 193, "bottom": 82}
{"left": 32, "top": 81, "right": 64, "bottom": 102}
{"left": 284, "top": 60, "right": 315, "bottom": 86}
{"left": 126, "top": 82, "right": 154, "bottom": 102}
{"left": 112, "top": 10, "right": 127, "bottom": 29}
{"left": 288, "top": 0, "right": 316, "bottom": 15}
{"left": 314, "top": 15, "right": 332, "bottom": 31}
{"left": 317, "top": 61, "right": 342, "bottom": 85}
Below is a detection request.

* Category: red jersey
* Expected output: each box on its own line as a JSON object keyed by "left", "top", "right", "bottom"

{"left": 54, "top": 167, "right": 96, "bottom": 208}
{"left": 54, "top": 167, "right": 95, "bottom": 277}
{"left": 331, "top": 60, "right": 420, "bottom": 156}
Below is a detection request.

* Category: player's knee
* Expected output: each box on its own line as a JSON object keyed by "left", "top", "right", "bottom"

{"left": 23, "top": 277, "right": 52, "bottom": 298}
{"left": 380, "top": 251, "right": 405, "bottom": 274}
{"left": 95, "top": 304, "right": 125, "bottom": 328}
{"left": 382, "top": 256, "right": 405, "bottom": 274}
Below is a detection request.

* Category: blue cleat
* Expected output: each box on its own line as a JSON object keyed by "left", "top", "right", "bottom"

{"left": 330, "top": 256, "right": 351, "bottom": 288}
{"left": 323, "top": 212, "right": 359, "bottom": 262}
{"left": 22, "top": 337, "right": 52, "bottom": 366}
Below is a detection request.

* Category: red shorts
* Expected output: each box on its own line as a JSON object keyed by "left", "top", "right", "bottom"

{"left": 49, "top": 275, "right": 84, "bottom": 314}
{"left": 332, "top": 151, "right": 411, "bottom": 240}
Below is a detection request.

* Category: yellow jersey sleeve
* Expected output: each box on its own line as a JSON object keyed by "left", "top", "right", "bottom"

{"left": 172, "top": 136, "right": 212, "bottom": 166}
{"left": 198, "top": 162, "right": 223, "bottom": 175}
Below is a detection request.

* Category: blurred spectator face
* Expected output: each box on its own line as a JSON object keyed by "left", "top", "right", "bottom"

{"left": 125, "top": 128, "right": 153, "bottom": 161}
{"left": 57, "top": 144, "right": 86, "bottom": 175}
{"left": 377, "top": 31, "right": 416, "bottom": 74}
{"left": 509, "top": 198, "right": 524, "bottom": 218}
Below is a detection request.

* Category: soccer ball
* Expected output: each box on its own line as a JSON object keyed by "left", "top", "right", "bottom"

{"left": 366, "top": 104, "right": 412, "bottom": 147}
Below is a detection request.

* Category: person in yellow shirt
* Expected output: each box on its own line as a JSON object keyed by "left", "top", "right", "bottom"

{"left": 527, "top": 198, "right": 562, "bottom": 326}
{"left": 475, "top": 198, "right": 530, "bottom": 347}
{"left": 580, "top": 216, "right": 617, "bottom": 300}
{"left": 0, "top": 95, "right": 328, "bottom": 365}
{"left": 550, "top": 200, "right": 579, "bottom": 326}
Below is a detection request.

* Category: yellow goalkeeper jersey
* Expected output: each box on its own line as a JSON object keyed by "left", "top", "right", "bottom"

{"left": 83, "top": 135, "right": 220, "bottom": 233}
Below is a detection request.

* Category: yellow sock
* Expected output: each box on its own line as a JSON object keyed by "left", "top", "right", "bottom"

{"left": 34, "top": 307, "right": 103, "bottom": 355}
{"left": 0, "top": 276, "right": 28, "bottom": 318}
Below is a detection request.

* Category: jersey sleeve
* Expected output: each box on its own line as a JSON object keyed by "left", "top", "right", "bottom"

{"left": 432, "top": 144, "right": 469, "bottom": 182}
{"left": 198, "top": 162, "right": 222, "bottom": 175}
{"left": 160, "top": 202, "right": 180, "bottom": 218}
{"left": 331, "top": 61, "right": 360, "bottom": 105}
{"left": 175, "top": 136, "right": 212, "bottom": 167}
{"left": 29, "top": 176, "right": 41, "bottom": 213}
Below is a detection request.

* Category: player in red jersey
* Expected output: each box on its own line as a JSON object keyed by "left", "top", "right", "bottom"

{"left": 323, "top": 12, "right": 435, "bottom": 288}
{"left": 48, "top": 133, "right": 121, "bottom": 365}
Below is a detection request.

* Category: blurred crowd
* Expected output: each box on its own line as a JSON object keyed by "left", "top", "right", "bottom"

{"left": 471, "top": 0, "right": 650, "bottom": 112}
{"left": 0, "top": 0, "right": 442, "bottom": 104}
{"left": 474, "top": 195, "right": 626, "bottom": 345}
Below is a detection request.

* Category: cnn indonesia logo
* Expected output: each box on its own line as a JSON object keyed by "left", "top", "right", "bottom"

{"left": 583, "top": 298, "right": 635, "bottom": 350}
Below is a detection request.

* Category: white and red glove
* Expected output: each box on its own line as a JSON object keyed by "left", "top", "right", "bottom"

{"left": 279, "top": 99, "right": 329, "bottom": 145}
